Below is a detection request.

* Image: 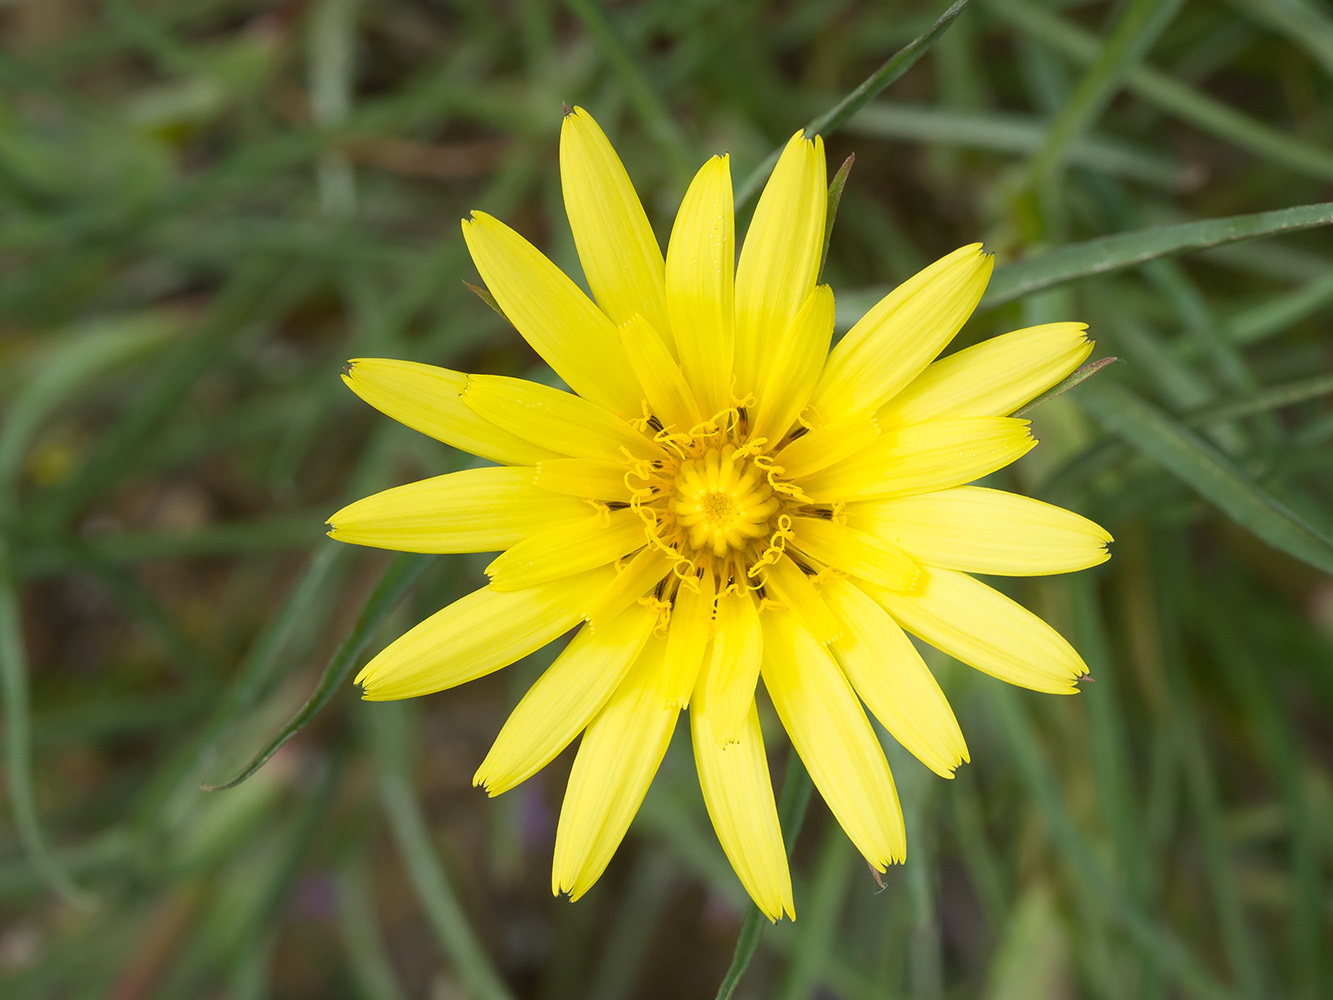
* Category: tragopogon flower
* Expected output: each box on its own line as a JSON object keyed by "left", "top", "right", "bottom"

{"left": 329, "top": 107, "right": 1111, "bottom": 921}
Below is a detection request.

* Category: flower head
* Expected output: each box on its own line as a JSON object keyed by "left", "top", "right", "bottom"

{"left": 329, "top": 107, "right": 1111, "bottom": 920}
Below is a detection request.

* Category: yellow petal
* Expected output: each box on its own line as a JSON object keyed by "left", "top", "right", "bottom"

{"left": 661, "top": 569, "right": 715, "bottom": 708}
{"left": 809, "top": 245, "right": 993, "bottom": 424}
{"left": 560, "top": 107, "right": 671, "bottom": 343}
{"left": 879, "top": 323, "right": 1093, "bottom": 424}
{"left": 618, "top": 314, "right": 704, "bottom": 432}
{"left": 846, "top": 486, "right": 1112, "bottom": 576}
{"left": 760, "top": 554, "right": 841, "bottom": 644}
{"left": 343, "top": 359, "right": 556, "bottom": 466}
{"left": 749, "top": 284, "right": 835, "bottom": 447}
{"left": 703, "top": 586, "right": 763, "bottom": 746}
{"left": 790, "top": 516, "right": 920, "bottom": 592}
{"left": 733, "top": 131, "right": 826, "bottom": 398}
{"left": 355, "top": 567, "right": 614, "bottom": 700}
{"left": 819, "top": 576, "right": 967, "bottom": 778}
{"left": 760, "top": 608, "right": 905, "bottom": 869}
{"left": 587, "top": 545, "right": 673, "bottom": 628}
{"left": 553, "top": 637, "right": 678, "bottom": 899}
{"left": 666, "top": 155, "right": 735, "bottom": 415}
{"left": 328, "top": 467, "right": 588, "bottom": 554}
{"left": 772, "top": 412, "right": 880, "bottom": 481}
{"left": 863, "top": 568, "right": 1088, "bottom": 694}
{"left": 485, "top": 508, "right": 646, "bottom": 591}
{"left": 797, "top": 417, "right": 1036, "bottom": 502}
{"left": 535, "top": 459, "right": 634, "bottom": 502}
{"left": 461, "top": 211, "right": 644, "bottom": 416}
{"left": 474, "top": 603, "right": 658, "bottom": 795}
{"left": 690, "top": 681, "right": 793, "bottom": 921}
{"left": 462, "top": 374, "right": 666, "bottom": 463}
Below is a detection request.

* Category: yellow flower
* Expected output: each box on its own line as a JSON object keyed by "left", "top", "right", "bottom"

{"left": 329, "top": 107, "right": 1111, "bottom": 921}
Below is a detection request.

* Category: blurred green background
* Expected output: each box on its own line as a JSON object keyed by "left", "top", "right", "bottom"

{"left": 2, "top": 0, "right": 1332, "bottom": 997}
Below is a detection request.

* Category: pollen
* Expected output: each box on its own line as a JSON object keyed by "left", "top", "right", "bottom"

{"left": 673, "top": 446, "right": 780, "bottom": 556}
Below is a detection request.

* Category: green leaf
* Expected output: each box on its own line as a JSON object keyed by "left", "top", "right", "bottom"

{"left": 983, "top": 201, "right": 1333, "bottom": 307}
{"left": 736, "top": 0, "right": 973, "bottom": 207}
{"left": 846, "top": 103, "right": 1192, "bottom": 188}
{"left": 0, "top": 313, "right": 172, "bottom": 909}
{"left": 991, "top": 0, "right": 1333, "bottom": 183}
{"left": 836, "top": 202, "right": 1333, "bottom": 327}
{"left": 1074, "top": 379, "right": 1333, "bottom": 574}
{"left": 1029, "top": 0, "right": 1187, "bottom": 182}
{"left": 202, "top": 552, "right": 432, "bottom": 791}
{"left": 0, "top": 543, "right": 93, "bottom": 908}
{"left": 1186, "top": 372, "right": 1333, "bottom": 426}
{"left": 992, "top": 685, "right": 1238, "bottom": 1000}
{"left": 562, "top": 0, "right": 697, "bottom": 187}
{"left": 371, "top": 701, "right": 516, "bottom": 1000}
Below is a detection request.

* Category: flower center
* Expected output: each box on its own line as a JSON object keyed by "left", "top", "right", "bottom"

{"left": 672, "top": 446, "right": 780, "bottom": 557}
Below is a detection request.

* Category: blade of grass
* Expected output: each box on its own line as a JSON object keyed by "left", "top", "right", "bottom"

{"left": 989, "top": 0, "right": 1333, "bottom": 183}
{"left": 202, "top": 552, "right": 432, "bottom": 791}
{"left": 1067, "top": 576, "right": 1146, "bottom": 997}
{"left": 0, "top": 544, "right": 91, "bottom": 907}
{"left": 884, "top": 743, "right": 942, "bottom": 1000}
{"left": 779, "top": 826, "right": 856, "bottom": 1000}
{"left": 736, "top": 0, "right": 973, "bottom": 207}
{"left": 562, "top": 0, "right": 697, "bottom": 186}
{"left": 846, "top": 103, "right": 1192, "bottom": 188}
{"left": 1199, "top": 592, "right": 1327, "bottom": 1000}
{"left": 947, "top": 768, "right": 1009, "bottom": 930}
{"left": 1152, "top": 539, "right": 1267, "bottom": 999}
{"left": 1186, "top": 372, "right": 1333, "bottom": 425}
{"left": 1224, "top": 0, "right": 1333, "bottom": 79}
{"left": 585, "top": 854, "right": 675, "bottom": 1000}
{"left": 1029, "top": 0, "right": 1186, "bottom": 180}
{"left": 987, "top": 201, "right": 1333, "bottom": 307}
{"left": 1074, "top": 378, "right": 1333, "bottom": 574}
{"left": 1028, "top": 0, "right": 1187, "bottom": 239}
{"left": 838, "top": 201, "right": 1333, "bottom": 327}
{"left": 369, "top": 700, "right": 516, "bottom": 1000}
{"left": 338, "top": 853, "right": 410, "bottom": 1000}
{"left": 714, "top": 750, "right": 812, "bottom": 1000}
{"left": 1069, "top": 577, "right": 1143, "bottom": 901}
{"left": 0, "top": 315, "right": 171, "bottom": 908}
{"left": 991, "top": 684, "right": 1237, "bottom": 1000}
{"left": 131, "top": 423, "right": 401, "bottom": 845}
{"left": 34, "top": 258, "right": 291, "bottom": 534}
{"left": 1226, "top": 271, "right": 1333, "bottom": 346}
{"left": 309, "top": 0, "right": 360, "bottom": 220}
{"left": 157, "top": 755, "right": 346, "bottom": 1000}
{"left": 15, "top": 515, "right": 325, "bottom": 578}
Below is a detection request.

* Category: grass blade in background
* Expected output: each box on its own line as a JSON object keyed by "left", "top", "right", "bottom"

{"left": 563, "top": 0, "right": 697, "bottom": 186}
{"left": 836, "top": 201, "right": 1333, "bottom": 325}
{"left": 846, "top": 104, "right": 1192, "bottom": 188}
{"left": 0, "top": 319, "right": 173, "bottom": 908}
{"left": 371, "top": 701, "right": 516, "bottom": 1000}
{"left": 1075, "top": 379, "right": 1333, "bottom": 573}
{"left": 202, "top": 552, "right": 432, "bottom": 791}
{"left": 984, "top": 202, "right": 1333, "bottom": 307}
{"left": 989, "top": 0, "right": 1333, "bottom": 183}
{"left": 736, "top": 0, "right": 973, "bottom": 207}
{"left": 714, "top": 752, "right": 812, "bottom": 1000}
